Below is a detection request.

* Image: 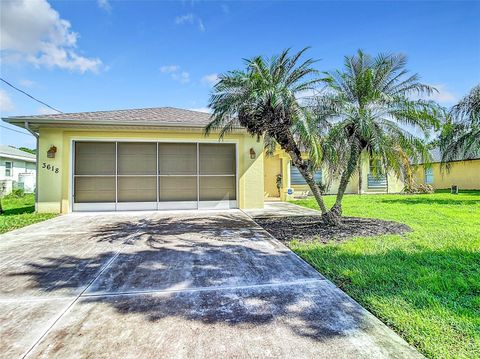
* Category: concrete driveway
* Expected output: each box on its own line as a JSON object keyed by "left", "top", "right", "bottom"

{"left": 0, "top": 210, "right": 421, "bottom": 358}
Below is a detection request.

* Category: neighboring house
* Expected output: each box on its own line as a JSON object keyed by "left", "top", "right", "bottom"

{"left": 413, "top": 148, "right": 480, "bottom": 190}
{"left": 264, "top": 148, "right": 404, "bottom": 201}
{"left": 0, "top": 145, "right": 36, "bottom": 195}
{"left": 2, "top": 107, "right": 406, "bottom": 213}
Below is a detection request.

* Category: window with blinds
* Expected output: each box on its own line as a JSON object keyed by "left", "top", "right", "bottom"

{"left": 425, "top": 168, "right": 434, "bottom": 184}
{"left": 289, "top": 165, "right": 322, "bottom": 185}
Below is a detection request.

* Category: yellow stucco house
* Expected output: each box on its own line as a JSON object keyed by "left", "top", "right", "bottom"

{"left": 264, "top": 148, "right": 405, "bottom": 201}
{"left": 4, "top": 107, "right": 406, "bottom": 214}
{"left": 413, "top": 148, "right": 480, "bottom": 190}
{"left": 4, "top": 108, "right": 264, "bottom": 213}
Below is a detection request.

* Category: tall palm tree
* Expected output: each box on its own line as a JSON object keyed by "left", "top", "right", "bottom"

{"left": 440, "top": 84, "right": 480, "bottom": 164}
{"left": 205, "top": 48, "right": 338, "bottom": 224}
{"left": 316, "top": 50, "right": 440, "bottom": 216}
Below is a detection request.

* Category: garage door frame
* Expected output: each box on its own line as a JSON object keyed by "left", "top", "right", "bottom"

{"left": 70, "top": 139, "right": 239, "bottom": 212}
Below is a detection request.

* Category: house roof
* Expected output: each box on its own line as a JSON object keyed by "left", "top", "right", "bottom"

{"left": 418, "top": 147, "right": 479, "bottom": 164}
{"left": 429, "top": 148, "right": 443, "bottom": 163}
{"left": 0, "top": 145, "right": 36, "bottom": 162}
{"left": 2, "top": 107, "right": 214, "bottom": 130}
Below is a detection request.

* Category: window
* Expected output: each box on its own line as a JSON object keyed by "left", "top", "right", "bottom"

{"left": 368, "top": 159, "right": 387, "bottom": 189}
{"left": 290, "top": 165, "right": 322, "bottom": 185}
{"left": 425, "top": 168, "right": 434, "bottom": 184}
{"left": 5, "top": 161, "right": 12, "bottom": 177}
{"left": 369, "top": 159, "right": 385, "bottom": 176}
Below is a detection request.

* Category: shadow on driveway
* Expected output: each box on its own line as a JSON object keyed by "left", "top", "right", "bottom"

{"left": 1, "top": 212, "right": 422, "bottom": 358}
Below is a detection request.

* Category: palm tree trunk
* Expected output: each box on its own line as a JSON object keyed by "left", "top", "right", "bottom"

{"left": 286, "top": 150, "right": 339, "bottom": 225}
{"left": 358, "top": 162, "right": 363, "bottom": 194}
{"left": 274, "top": 126, "right": 339, "bottom": 225}
{"left": 294, "top": 161, "right": 328, "bottom": 213}
{"left": 331, "top": 146, "right": 360, "bottom": 216}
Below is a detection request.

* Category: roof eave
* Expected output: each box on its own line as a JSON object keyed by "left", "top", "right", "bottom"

{"left": 2, "top": 117, "right": 246, "bottom": 134}
{"left": 3, "top": 117, "right": 209, "bottom": 128}
{"left": 0, "top": 153, "right": 36, "bottom": 162}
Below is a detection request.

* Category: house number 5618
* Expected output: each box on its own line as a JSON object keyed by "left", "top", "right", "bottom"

{"left": 42, "top": 162, "right": 59, "bottom": 174}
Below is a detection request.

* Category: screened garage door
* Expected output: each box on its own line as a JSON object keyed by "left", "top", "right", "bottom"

{"left": 73, "top": 141, "right": 237, "bottom": 211}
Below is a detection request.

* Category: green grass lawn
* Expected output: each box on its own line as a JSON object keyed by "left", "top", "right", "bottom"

{"left": 291, "top": 192, "right": 480, "bottom": 358}
{"left": 0, "top": 194, "right": 56, "bottom": 234}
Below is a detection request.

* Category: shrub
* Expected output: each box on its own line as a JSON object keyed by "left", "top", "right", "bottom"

{"left": 403, "top": 183, "right": 435, "bottom": 194}
{"left": 4, "top": 188, "right": 25, "bottom": 199}
{"left": 276, "top": 174, "right": 282, "bottom": 195}
{"left": 316, "top": 180, "right": 330, "bottom": 195}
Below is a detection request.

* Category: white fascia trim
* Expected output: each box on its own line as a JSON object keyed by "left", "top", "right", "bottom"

{"left": 0, "top": 154, "right": 36, "bottom": 162}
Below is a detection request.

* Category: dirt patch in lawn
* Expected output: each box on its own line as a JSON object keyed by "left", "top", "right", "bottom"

{"left": 254, "top": 216, "right": 412, "bottom": 243}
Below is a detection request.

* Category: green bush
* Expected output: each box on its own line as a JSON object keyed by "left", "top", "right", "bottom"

{"left": 4, "top": 188, "right": 25, "bottom": 199}
{"left": 403, "top": 183, "right": 434, "bottom": 194}
{"left": 316, "top": 180, "right": 330, "bottom": 195}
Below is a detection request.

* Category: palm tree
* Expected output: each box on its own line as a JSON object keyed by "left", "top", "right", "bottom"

{"left": 316, "top": 50, "right": 440, "bottom": 216}
{"left": 440, "top": 84, "right": 480, "bottom": 164}
{"left": 205, "top": 48, "right": 338, "bottom": 224}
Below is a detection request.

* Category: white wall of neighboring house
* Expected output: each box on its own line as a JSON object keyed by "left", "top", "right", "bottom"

{"left": 0, "top": 156, "right": 36, "bottom": 194}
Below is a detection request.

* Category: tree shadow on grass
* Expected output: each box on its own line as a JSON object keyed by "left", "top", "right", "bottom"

{"left": 434, "top": 189, "right": 480, "bottom": 196}
{"left": 1, "top": 205, "right": 35, "bottom": 216}
{"left": 378, "top": 195, "right": 480, "bottom": 206}
{"left": 294, "top": 245, "right": 480, "bottom": 322}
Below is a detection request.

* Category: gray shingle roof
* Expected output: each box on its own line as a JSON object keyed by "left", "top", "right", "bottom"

{"left": 417, "top": 147, "right": 479, "bottom": 164}
{"left": 0, "top": 145, "right": 36, "bottom": 161}
{"left": 429, "top": 148, "right": 442, "bottom": 163}
{"left": 3, "top": 107, "right": 213, "bottom": 127}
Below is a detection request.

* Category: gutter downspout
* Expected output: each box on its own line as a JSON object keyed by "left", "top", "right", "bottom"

{"left": 24, "top": 121, "right": 39, "bottom": 212}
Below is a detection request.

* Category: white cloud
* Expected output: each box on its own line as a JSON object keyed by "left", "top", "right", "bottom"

{"left": 189, "top": 107, "right": 211, "bottom": 113}
{"left": 172, "top": 71, "right": 190, "bottom": 84}
{"left": 202, "top": 73, "right": 219, "bottom": 86}
{"left": 0, "top": 0, "right": 102, "bottom": 73}
{"left": 97, "top": 0, "right": 112, "bottom": 12}
{"left": 37, "top": 106, "right": 57, "bottom": 115}
{"left": 295, "top": 88, "right": 320, "bottom": 100}
{"left": 198, "top": 19, "right": 205, "bottom": 32}
{"left": 175, "top": 13, "right": 195, "bottom": 25}
{"left": 19, "top": 79, "right": 36, "bottom": 87}
{"left": 0, "top": 90, "right": 14, "bottom": 112}
{"left": 174, "top": 13, "right": 205, "bottom": 32}
{"left": 160, "top": 65, "right": 180, "bottom": 74}
{"left": 160, "top": 65, "right": 190, "bottom": 84}
{"left": 426, "top": 84, "right": 458, "bottom": 105}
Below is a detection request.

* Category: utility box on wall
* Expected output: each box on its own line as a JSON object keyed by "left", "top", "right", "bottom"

{"left": 0, "top": 180, "right": 12, "bottom": 196}
{"left": 18, "top": 173, "right": 36, "bottom": 193}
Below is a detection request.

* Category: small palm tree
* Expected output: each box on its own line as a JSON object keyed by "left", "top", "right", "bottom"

{"left": 205, "top": 48, "right": 338, "bottom": 224}
{"left": 440, "top": 84, "right": 480, "bottom": 164}
{"left": 316, "top": 50, "right": 440, "bottom": 215}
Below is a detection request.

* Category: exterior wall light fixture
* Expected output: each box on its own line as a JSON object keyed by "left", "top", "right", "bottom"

{"left": 47, "top": 146, "right": 57, "bottom": 158}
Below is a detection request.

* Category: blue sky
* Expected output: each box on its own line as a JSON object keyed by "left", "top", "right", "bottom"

{"left": 1, "top": 0, "right": 479, "bottom": 148}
